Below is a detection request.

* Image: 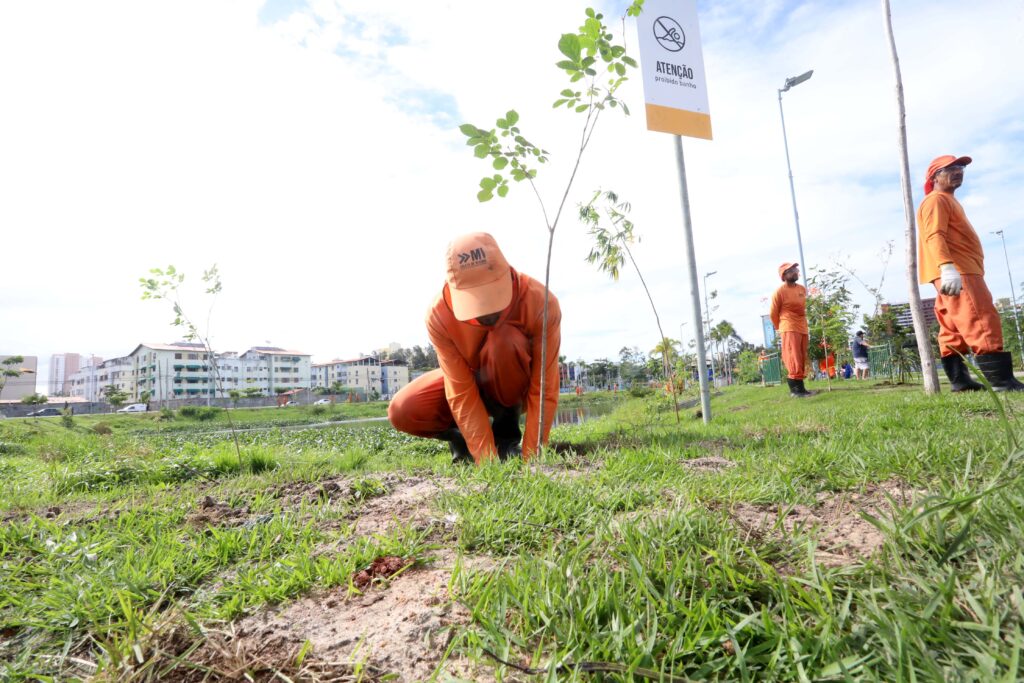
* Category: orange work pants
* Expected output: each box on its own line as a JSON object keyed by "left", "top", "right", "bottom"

{"left": 932, "top": 274, "right": 1004, "bottom": 357}
{"left": 781, "top": 331, "right": 809, "bottom": 380}
{"left": 387, "top": 325, "right": 531, "bottom": 438}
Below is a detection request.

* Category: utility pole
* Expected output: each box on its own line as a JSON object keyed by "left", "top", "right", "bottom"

{"left": 993, "top": 229, "right": 1024, "bottom": 369}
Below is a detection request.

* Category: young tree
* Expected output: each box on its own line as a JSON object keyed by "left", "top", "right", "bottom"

{"left": 102, "top": 385, "right": 128, "bottom": 410}
{"left": 140, "top": 265, "right": 244, "bottom": 466}
{"left": 458, "top": 4, "right": 641, "bottom": 453}
{"left": 881, "top": 0, "right": 940, "bottom": 394}
{"left": 0, "top": 356, "right": 30, "bottom": 398}
{"left": 581, "top": 190, "right": 680, "bottom": 422}
{"left": 806, "top": 269, "right": 858, "bottom": 380}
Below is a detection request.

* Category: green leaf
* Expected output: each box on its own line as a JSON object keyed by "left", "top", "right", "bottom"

{"left": 575, "top": 104, "right": 589, "bottom": 113}
{"left": 584, "top": 18, "right": 601, "bottom": 39}
{"left": 492, "top": 157, "right": 508, "bottom": 170}
{"left": 585, "top": 7, "right": 595, "bottom": 18}
{"left": 477, "top": 189, "right": 493, "bottom": 202}
{"left": 558, "top": 33, "right": 581, "bottom": 60}
{"left": 480, "top": 177, "right": 497, "bottom": 190}
{"left": 621, "top": 102, "right": 630, "bottom": 116}
{"left": 615, "top": 63, "right": 626, "bottom": 77}
{"left": 496, "top": 117, "right": 508, "bottom": 129}
{"left": 585, "top": 68, "right": 597, "bottom": 76}
{"left": 622, "top": 56, "right": 638, "bottom": 68}
{"left": 505, "top": 110, "right": 519, "bottom": 126}
{"left": 560, "top": 88, "right": 575, "bottom": 97}
{"left": 474, "top": 144, "right": 489, "bottom": 159}
{"left": 458, "top": 123, "right": 479, "bottom": 137}
{"left": 556, "top": 60, "right": 578, "bottom": 71}
{"left": 553, "top": 98, "right": 567, "bottom": 108}
{"left": 497, "top": 184, "right": 509, "bottom": 198}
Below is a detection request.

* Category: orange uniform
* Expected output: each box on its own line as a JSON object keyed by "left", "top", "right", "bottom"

{"left": 918, "top": 189, "right": 1002, "bottom": 357}
{"left": 917, "top": 191, "right": 984, "bottom": 284}
{"left": 389, "top": 269, "right": 561, "bottom": 462}
{"left": 770, "top": 282, "right": 809, "bottom": 380}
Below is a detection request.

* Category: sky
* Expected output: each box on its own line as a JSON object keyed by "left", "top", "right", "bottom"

{"left": 2, "top": 0, "right": 1022, "bottom": 393}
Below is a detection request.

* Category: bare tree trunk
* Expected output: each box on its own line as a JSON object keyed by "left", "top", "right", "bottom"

{"left": 882, "top": 0, "right": 940, "bottom": 394}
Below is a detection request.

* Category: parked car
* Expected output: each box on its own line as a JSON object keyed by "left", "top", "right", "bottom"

{"left": 28, "top": 407, "right": 62, "bottom": 417}
{"left": 313, "top": 398, "right": 332, "bottom": 405}
{"left": 117, "top": 403, "right": 147, "bottom": 413}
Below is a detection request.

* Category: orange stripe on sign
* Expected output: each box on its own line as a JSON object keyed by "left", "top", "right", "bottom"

{"left": 645, "top": 103, "right": 713, "bottom": 140}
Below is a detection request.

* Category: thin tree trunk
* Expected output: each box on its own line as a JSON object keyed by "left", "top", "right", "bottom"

{"left": 882, "top": 0, "right": 940, "bottom": 394}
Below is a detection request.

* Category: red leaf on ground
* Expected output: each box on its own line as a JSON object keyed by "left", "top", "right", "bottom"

{"left": 352, "top": 556, "right": 411, "bottom": 589}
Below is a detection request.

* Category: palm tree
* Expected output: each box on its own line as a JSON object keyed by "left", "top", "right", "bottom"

{"left": 581, "top": 190, "right": 680, "bottom": 422}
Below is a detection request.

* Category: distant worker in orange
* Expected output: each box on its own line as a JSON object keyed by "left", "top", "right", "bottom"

{"left": 388, "top": 232, "right": 562, "bottom": 464}
{"left": 770, "top": 262, "right": 814, "bottom": 397}
{"left": 918, "top": 155, "right": 1023, "bottom": 392}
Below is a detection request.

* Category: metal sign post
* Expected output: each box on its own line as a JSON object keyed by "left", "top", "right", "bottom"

{"left": 637, "top": 0, "right": 713, "bottom": 422}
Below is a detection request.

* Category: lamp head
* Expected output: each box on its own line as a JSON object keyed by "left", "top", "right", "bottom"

{"left": 782, "top": 70, "right": 814, "bottom": 92}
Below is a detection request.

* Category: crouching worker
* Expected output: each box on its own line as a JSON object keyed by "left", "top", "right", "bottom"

{"left": 918, "top": 154, "right": 1024, "bottom": 391}
{"left": 388, "top": 232, "right": 561, "bottom": 464}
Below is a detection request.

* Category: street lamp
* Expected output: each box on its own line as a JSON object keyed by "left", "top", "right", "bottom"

{"left": 992, "top": 230, "right": 1024, "bottom": 369}
{"left": 703, "top": 271, "right": 717, "bottom": 386}
{"left": 778, "top": 69, "right": 814, "bottom": 275}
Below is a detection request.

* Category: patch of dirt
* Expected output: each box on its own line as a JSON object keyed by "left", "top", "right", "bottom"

{"left": 185, "top": 495, "right": 253, "bottom": 528}
{"left": 728, "top": 479, "right": 924, "bottom": 568}
{"left": 186, "top": 551, "right": 485, "bottom": 681}
{"left": 682, "top": 456, "right": 736, "bottom": 472}
{"left": 728, "top": 405, "right": 750, "bottom": 412}
{"left": 270, "top": 473, "right": 399, "bottom": 507}
{"left": 353, "top": 556, "right": 412, "bottom": 589}
{"left": 349, "top": 476, "right": 453, "bottom": 537}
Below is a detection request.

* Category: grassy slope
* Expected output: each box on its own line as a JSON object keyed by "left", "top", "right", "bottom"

{"left": 2, "top": 384, "right": 1023, "bottom": 680}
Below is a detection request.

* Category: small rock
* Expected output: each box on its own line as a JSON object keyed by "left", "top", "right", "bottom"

{"left": 201, "top": 496, "right": 217, "bottom": 509}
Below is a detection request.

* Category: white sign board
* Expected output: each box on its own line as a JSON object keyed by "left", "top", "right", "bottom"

{"left": 636, "top": 0, "right": 712, "bottom": 139}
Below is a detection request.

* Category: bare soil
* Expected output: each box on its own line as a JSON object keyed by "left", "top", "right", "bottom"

{"left": 728, "top": 478, "right": 924, "bottom": 568}
{"left": 682, "top": 456, "right": 737, "bottom": 472}
{"left": 196, "top": 551, "right": 483, "bottom": 681}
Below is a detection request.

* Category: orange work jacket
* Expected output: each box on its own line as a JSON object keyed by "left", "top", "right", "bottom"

{"left": 426, "top": 269, "right": 561, "bottom": 460}
{"left": 917, "top": 190, "right": 985, "bottom": 284}
{"left": 769, "top": 283, "right": 809, "bottom": 334}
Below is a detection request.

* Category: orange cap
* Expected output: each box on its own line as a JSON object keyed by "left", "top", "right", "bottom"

{"left": 924, "top": 154, "right": 971, "bottom": 194}
{"left": 778, "top": 262, "right": 798, "bottom": 280}
{"left": 445, "top": 232, "right": 513, "bottom": 321}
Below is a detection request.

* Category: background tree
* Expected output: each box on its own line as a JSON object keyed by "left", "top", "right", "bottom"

{"left": 19, "top": 393, "right": 47, "bottom": 405}
{"left": 242, "top": 387, "right": 263, "bottom": 399}
{"left": 102, "top": 385, "right": 128, "bottom": 410}
{"left": 581, "top": 189, "right": 679, "bottom": 422}
{"left": 618, "top": 346, "right": 648, "bottom": 386}
{"left": 806, "top": 269, "right": 858, "bottom": 369}
{"left": 459, "top": 6, "right": 640, "bottom": 452}
{"left": 0, "top": 356, "right": 30, "bottom": 398}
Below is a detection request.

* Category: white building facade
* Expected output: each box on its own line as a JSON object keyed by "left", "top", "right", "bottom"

{"left": 311, "top": 357, "right": 409, "bottom": 399}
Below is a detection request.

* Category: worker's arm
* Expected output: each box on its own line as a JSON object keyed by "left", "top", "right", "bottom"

{"left": 769, "top": 289, "right": 783, "bottom": 330}
{"left": 919, "top": 195, "right": 954, "bottom": 268}
{"left": 427, "top": 317, "right": 496, "bottom": 463}
{"left": 523, "top": 295, "right": 562, "bottom": 460}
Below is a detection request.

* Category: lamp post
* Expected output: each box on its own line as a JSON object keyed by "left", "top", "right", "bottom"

{"left": 778, "top": 70, "right": 813, "bottom": 274}
{"left": 992, "top": 230, "right": 1024, "bottom": 369}
{"left": 703, "top": 271, "right": 717, "bottom": 386}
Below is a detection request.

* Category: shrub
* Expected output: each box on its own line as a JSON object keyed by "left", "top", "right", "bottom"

{"left": 159, "top": 407, "right": 175, "bottom": 421}
{"left": 629, "top": 386, "right": 653, "bottom": 398}
{"left": 92, "top": 423, "right": 113, "bottom": 435}
{"left": 310, "top": 405, "right": 326, "bottom": 416}
{"left": 60, "top": 409, "right": 74, "bottom": 429}
{"left": 0, "top": 441, "right": 27, "bottom": 456}
{"left": 179, "top": 406, "right": 221, "bottom": 421}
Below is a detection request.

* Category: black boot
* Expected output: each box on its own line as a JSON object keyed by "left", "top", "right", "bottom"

{"left": 787, "top": 378, "right": 814, "bottom": 397}
{"left": 940, "top": 355, "right": 984, "bottom": 392}
{"left": 439, "top": 428, "right": 474, "bottom": 465}
{"left": 491, "top": 404, "right": 522, "bottom": 461}
{"left": 975, "top": 352, "right": 1024, "bottom": 392}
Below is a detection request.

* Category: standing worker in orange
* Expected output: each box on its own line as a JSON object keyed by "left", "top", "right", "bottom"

{"left": 770, "top": 262, "right": 814, "bottom": 397}
{"left": 388, "top": 232, "right": 562, "bottom": 464}
{"left": 918, "top": 155, "right": 1023, "bottom": 392}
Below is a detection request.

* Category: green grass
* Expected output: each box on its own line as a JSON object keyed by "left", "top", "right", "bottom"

{"left": 2, "top": 385, "right": 1024, "bottom": 680}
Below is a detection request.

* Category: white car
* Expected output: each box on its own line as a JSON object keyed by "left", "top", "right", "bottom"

{"left": 117, "top": 403, "right": 147, "bottom": 413}
{"left": 313, "top": 398, "right": 332, "bottom": 405}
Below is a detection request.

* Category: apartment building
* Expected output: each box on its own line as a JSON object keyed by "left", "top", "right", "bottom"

{"left": 48, "top": 353, "right": 102, "bottom": 396}
{"left": 311, "top": 356, "right": 409, "bottom": 399}
{"left": 67, "top": 342, "right": 312, "bottom": 402}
